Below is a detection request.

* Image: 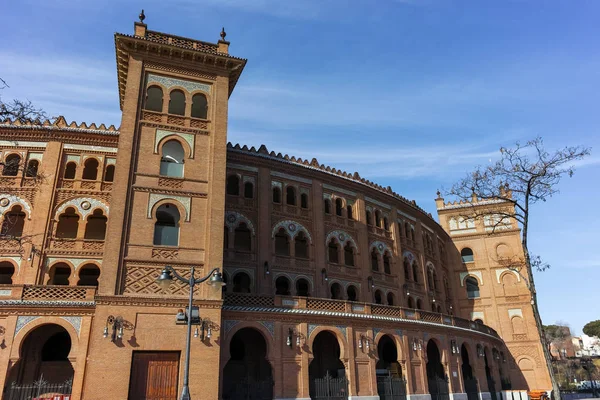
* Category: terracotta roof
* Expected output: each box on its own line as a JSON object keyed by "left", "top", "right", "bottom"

{"left": 0, "top": 116, "right": 119, "bottom": 135}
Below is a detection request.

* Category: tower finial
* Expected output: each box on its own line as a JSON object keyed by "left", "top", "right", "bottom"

{"left": 220, "top": 27, "right": 227, "bottom": 41}
{"left": 139, "top": 9, "right": 146, "bottom": 23}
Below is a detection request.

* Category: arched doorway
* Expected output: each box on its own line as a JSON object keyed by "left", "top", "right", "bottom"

{"left": 461, "top": 344, "right": 479, "bottom": 400}
{"left": 426, "top": 341, "right": 449, "bottom": 400}
{"left": 222, "top": 327, "right": 273, "bottom": 400}
{"left": 309, "top": 331, "right": 347, "bottom": 400}
{"left": 5, "top": 324, "right": 74, "bottom": 398}
{"left": 484, "top": 348, "right": 497, "bottom": 400}
{"left": 376, "top": 335, "right": 406, "bottom": 400}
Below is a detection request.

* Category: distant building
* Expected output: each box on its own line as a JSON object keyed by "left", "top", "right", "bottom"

{"left": 573, "top": 335, "right": 600, "bottom": 357}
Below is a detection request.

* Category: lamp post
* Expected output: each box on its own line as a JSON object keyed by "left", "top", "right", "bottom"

{"left": 156, "top": 265, "right": 225, "bottom": 400}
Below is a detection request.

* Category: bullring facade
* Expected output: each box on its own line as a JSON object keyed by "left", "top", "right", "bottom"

{"left": 0, "top": 16, "right": 550, "bottom": 400}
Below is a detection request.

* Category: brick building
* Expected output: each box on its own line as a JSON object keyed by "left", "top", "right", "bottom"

{"left": 0, "top": 16, "right": 551, "bottom": 400}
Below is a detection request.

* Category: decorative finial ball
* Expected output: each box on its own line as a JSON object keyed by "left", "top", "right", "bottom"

{"left": 139, "top": 9, "right": 146, "bottom": 23}
{"left": 220, "top": 27, "right": 227, "bottom": 40}
{"left": 436, "top": 190, "right": 441, "bottom": 197}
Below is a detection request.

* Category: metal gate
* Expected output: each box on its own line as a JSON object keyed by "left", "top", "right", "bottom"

{"left": 226, "top": 377, "right": 274, "bottom": 400}
{"left": 310, "top": 372, "right": 348, "bottom": 400}
{"left": 377, "top": 375, "right": 407, "bottom": 400}
{"left": 5, "top": 378, "right": 72, "bottom": 400}
{"left": 428, "top": 376, "right": 450, "bottom": 400}
{"left": 463, "top": 377, "right": 479, "bottom": 400}
{"left": 487, "top": 376, "right": 497, "bottom": 400}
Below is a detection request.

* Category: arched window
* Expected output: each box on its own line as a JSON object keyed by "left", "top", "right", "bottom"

{"left": 344, "top": 243, "right": 355, "bottom": 267}
{"left": 437, "top": 304, "right": 442, "bottom": 313}
{"left": 371, "top": 248, "right": 379, "bottom": 271}
{"left": 374, "top": 290, "right": 383, "bottom": 304}
{"left": 82, "top": 158, "right": 99, "bottom": 180}
{"left": 227, "top": 175, "right": 240, "bottom": 196}
{"left": 145, "top": 86, "right": 163, "bottom": 112}
{"left": 295, "top": 231, "right": 309, "bottom": 259}
{"left": 347, "top": 285, "right": 358, "bottom": 302}
{"left": 328, "top": 239, "right": 340, "bottom": 264}
{"left": 324, "top": 199, "right": 331, "bottom": 214}
{"left": 466, "top": 277, "right": 480, "bottom": 299}
{"left": 77, "top": 264, "right": 100, "bottom": 286}
{"left": 461, "top": 248, "right": 474, "bottom": 263}
{"left": 232, "top": 272, "right": 251, "bottom": 293}
{"left": 153, "top": 204, "right": 180, "bottom": 246}
{"left": 511, "top": 316, "right": 526, "bottom": 335}
{"left": 432, "top": 272, "right": 438, "bottom": 290}
{"left": 191, "top": 93, "right": 208, "bottom": 119}
{"left": 296, "top": 279, "right": 310, "bottom": 297}
{"left": 403, "top": 259, "right": 411, "bottom": 281}
{"left": 383, "top": 252, "right": 391, "bottom": 274}
{"left": 347, "top": 205, "right": 353, "bottom": 220}
{"left": 272, "top": 187, "right": 281, "bottom": 203}
{"left": 300, "top": 193, "right": 308, "bottom": 209}
{"left": 404, "top": 222, "right": 410, "bottom": 238}
{"left": 412, "top": 261, "right": 419, "bottom": 283}
{"left": 427, "top": 270, "right": 434, "bottom": 289}
{"left": 223, "top": 226, "right": 229, "bottom": 249}
{"left": 2, "top": 154, "right": 20, "bottom": 176}
{"left": 0, "top": 262, "right": 15, "bottom": 284}
{"left": 366, "top": 210, "right": 372, "bottom": 225}
{"left": 25, "top": 160, "right": 39, "bottom": 178}
{"left": 383, "top": 217, "right": 389, "bottom": 231}
{"left": 56, "top": 207, "right": 79, "bottom": 239}
{"left": 84, "top": 209, "right": 107, "bottom": 240}
{"left": 64, "top": 162, "right": 77, "bottom": 179}
{"left": 1, "top": 205, "right": 26, "bottom": 237}
{"left": 387, "top": 292, "right": 395, "bottom": 306}
{"left": 431, "top": 302, "right": 436, "bottom": 312}
{"left": 410, "top": 227, "right": 415, "bottom": 242}
{"left": 274, "top": 228, "right": 290, "bottom": 256}
{"left": 160, "top": 140, "right": 185, "bottom": 178}
{"left": 275, "top": 276, "right": 291, "bottom": 295}
{"left": 234, "top": 223, "right": 251, "bottom": 251}
{"left": 104, "top": 165, "right": 115, "bottom": 182}
{"left": 416, "top": 299, "right": 422, "bottom": 310}
{"left": 335, "top": 198, "right": 343, "bottom": 216}
{"left": 286, "top": 186, "right": 296, "bottom": 206}
{"left": 330, "top": 282, "right": 343, "bottom": 300}
{"left": 168, "top": 89, "right": 186, "bottom": 115}
{"left": 374, "top": 210, "right": 382, "bottom": 228}
{"left": 49, "top": 263, "right": 71, "bottom": 285}
{"left": 407, "top": 297, "right": 414, "bottom": 308}
{"left": 244, "top": 182, "right": 254, "bottom": 199}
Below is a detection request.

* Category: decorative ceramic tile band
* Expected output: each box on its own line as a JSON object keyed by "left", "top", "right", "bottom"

{"left": 147, "top": 74, "right": 211, "bottom": 94}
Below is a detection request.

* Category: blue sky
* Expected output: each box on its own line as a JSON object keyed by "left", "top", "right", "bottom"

{"left": 2, "top": 0, "right": 599, "bottom": 334}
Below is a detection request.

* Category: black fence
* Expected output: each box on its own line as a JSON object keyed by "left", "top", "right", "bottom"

{"left": 463, "top": 377, "right": 479, "bottom": 400}
{"left": 377, "top": 375, "right": 407, "bottom": 400}
{"left": 4, "top": 378, "right": 72, "bottom": 400}
{"left": 224, "top": 377, "right": 274, "bottom": 400}
{"left": 310, "top": 373, "right": 348, "bottom": 400}
{"left": 428, "top": 376, "right": 450, "bottom": 400}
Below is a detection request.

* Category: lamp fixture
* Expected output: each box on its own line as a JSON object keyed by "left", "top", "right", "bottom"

{"left": 103, "top": 315, "right": 133, "bottom": 343}
{"left": 287, "top": 327, "right": 303, "bottom": 349}
{"left": 358, "top": 334, "right": 371, "bottom": 352}
{"left": 321, "top": 268, "right": 328, "bottom": 283}
{"left": 403, "top": 283, "right": 410, "bottom": 297}
{"left": 264, "top": 261, "right": 270, "bottom": 276}
{"left": 367, "top": 276, "right": 374, "bottom": 291}
{"left": 412, "top": 338, "right": 422, "bottom": 352}
{"left": 450, "top": 340, "right": 460, "bottom": 355}
{"left": 477, "top": 344, "right": 484, "bottom": 358}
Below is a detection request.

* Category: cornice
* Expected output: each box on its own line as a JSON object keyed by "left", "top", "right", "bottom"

{"left": 95, "top": 295, "right": 223, "bottom": 308}
{"left": 140, "top": 121, "right": 209, "bottom": 136}
{"left": 132, "top": 186, "right": 208, "bottom": 198}
{"left": 0, "top": 300, "right": 95, "bottom": 308}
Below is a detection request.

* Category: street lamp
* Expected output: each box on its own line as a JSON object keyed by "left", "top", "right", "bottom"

{"left": 156, "top": 265, "right": 225, "bottom": 400}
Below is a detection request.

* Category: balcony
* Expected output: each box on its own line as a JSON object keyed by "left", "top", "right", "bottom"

{"left": 372, "top": 270, "right": 398, "bottom": 285}
{"left": 48, "top": 238, "right": 105, "bottom": 255}
{"left": 58, "top": 179, "right": 112, "bottom": 191}
{"left": 141, "top": 110, "right": 210, "bottom": 131}
{"left": 224, "top": 249, "right": 257, "bottom": 264}
{"left": 369, "top": 226, "right": 392, "bottom": 239}
{"left": 0, "top": 284, "right": 96, "bottom": 302}
{"left": 272, "top": 255, "right": 311, "bottom": 270}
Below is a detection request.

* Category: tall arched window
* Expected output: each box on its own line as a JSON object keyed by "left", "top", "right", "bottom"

{"left": 335, "top": 198, "right": 343, "bottom": 216}
{"left": 461, "top": 248, "right": 474, "bottom": 263}
{"left": 383, "top": 217, "right": 389, "bottom": 231}
{"left": 404, "top": 259, "right": 411, "bottom": 281}
{"left": 0, "top": 262, "right": 15, "bottom": 284}
{"left": 347, "top": 205, "right": 353, "bottom": 220}
{"left": 275, "top": 276, "right": 291, "bottom": 295}
{"left": 64, "top": 162, "right": 77, "bottom": 179}
{"left": 104, "top": 165, "right": 115, "bottom": 182}
{"left": 84, "top": 209, "right": 107, "bottom": 240}
{"left": 330, "top": 283, "right": 343, "bottom": 300}
{"left": 168, "top": 90, "right": 186, "bottom": 115}
{"left": 344, "top": 243, "right": 354, "bottom": 267}
{"left": 232, "top": 272, "right": 251, "bottom": 293}
{"left": 286, "top": 186, "right": 296, "bottom": 206}
{"left": 371, "top": 248, "right": 379, "bottom": 271}
{"left": 432, "top": 272, "right": 438, "bottom": 291}
{"left": 296, "top": 279, "right": 310, "bottom": 297}
{"left": 328, "top": 239, "right": 340, "bottom": 264}
{"left": 374, "top": 290, "right": 383, "bottom": 304}
{"left": 191, "top": 93, "right": 208, "bottom": 119}
{"left": 324, "top": 199, "right": 331, "bottom": 214}
{"left": 25, "top": 160, "right": 39, "bottom": 178}
{"left": 366, "top": 210, "right": 372, "bottom": 225}
{"left": 387, "top": 292, "right": 395, "bottom": 306}
{"left": 77, "top": 264, "right": 100, "bottom": 286}
{"left": 1, "top": 205, "right": 26, "bottom": 237}
{"left": 416, "top": 299, "right": 422, "bottom": 310}
{"left": 412, "top": 261, "right": 419, "bottom": 283}
{"left": 272, "top": 187, "right": 281, "bottom": 203}
{"left": 2, "top": 154, "right": 20, "bottom": 176}
{"left": 160, "top": 140, "right": 185, "bottom": 178}
{"left": 300, "top": 193, "right": 308, "bottom": 209}
{"left": 234, "top": 223, "right": 251, "bottom": 251}
{"left": 145, "top": 86, "right": 163, "bottom": 112}
{"left": 82, "top": 158, "right": 99, "bottom": 180}
{"left": 227, "top": 175, "right": 240, "bottom": 195}
{"left": 383, "top": 252, "right": 391, "bottom": 274}
{"left": 49, "top": 263, "right": 71, "bottom": 285}
{"left": 153, "top": 204, "right": 180, "bottom": 246}
{"left": 466, "top": 277, "right": 480, "bottom": 299}
{"left": 428, "top": 270, "right": 434, "bottom": 289}
{"left": 347, "top": 285, "right": 358, "bottom": 301}
{"left": 375, "top": 210, "right": 382, "bottom": 228}
{"left": 244, "top": 182, "right": 254, "bottom": 199}
{"left": 295, "top": 231, "right": 309, "bottom": 259}
{"left": 407, "top": 297, "right": 414, "bottom": 308}
{"left": 56, "top": 207, "right": 79, "bottom": 239}
{"left": 274, "top": 228, "right": 290, "bottom": 256}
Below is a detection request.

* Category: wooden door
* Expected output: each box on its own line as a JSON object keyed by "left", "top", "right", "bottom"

{"left": 129, "top": 352, "right": 180, "bottom": 400}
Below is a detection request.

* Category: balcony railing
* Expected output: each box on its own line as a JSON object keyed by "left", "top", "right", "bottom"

{"left": 0, "top": 284, "right": 96, "bottom": 302}
{"left": 48, "top": 238, "right": 105, "bottom": 254}
{"left": 58, "top": 179, "right": 112, "bottom": 191}
{"left": 141, "top": 110, "right": 211, "bottom": 130}
{"left": 223, "top": 293, "right": 500, "bottom": 338}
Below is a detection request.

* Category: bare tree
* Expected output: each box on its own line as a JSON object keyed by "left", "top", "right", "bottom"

{"left": 446, "top": 137, "right": 591, "bottom": 400}
{"left": 0, "top": 78, "right": 50, "bottom": 123}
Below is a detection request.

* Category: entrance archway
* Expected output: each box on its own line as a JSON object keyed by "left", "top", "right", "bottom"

{"left": 426, "top": 340, "right": 449, "bottom": 400}
{"left": 222, "top": 327, "right": 273, "bottom": 400}
{"left": 376, "top": 335, "right": 406, "bottom": 400}
{"left": 5, "top": 324, "right": 74, "bottom": 397}
{"left": 461, "top": 344, "right": 479, "bottom": 400}
{"left": 309, "top": 331, "right": 347, "bottom": 400}
{"left": 484, "top": 348, "right": 497, "bottom": 400}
